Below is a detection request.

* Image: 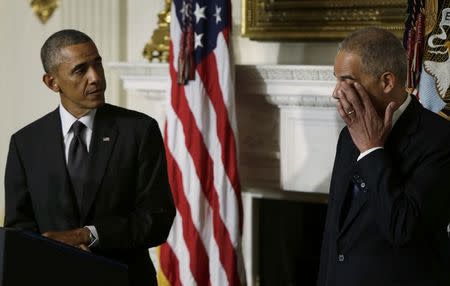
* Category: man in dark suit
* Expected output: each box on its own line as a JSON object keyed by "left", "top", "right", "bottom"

{"left": 4, "top": 29, "right": 175, "bottom": 286}
{"left": 318, "top": 27, "right": 450, "bottom": 285}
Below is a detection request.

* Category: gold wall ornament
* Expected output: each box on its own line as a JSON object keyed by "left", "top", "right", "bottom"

{"left": 30, "top": 0, "right": 60, "bottom": 24}
{"left": 242, "top": 0, "right": 407, "bottom": 41}
{"left": 143, "top": 0, "right": 171, "bottom": 63}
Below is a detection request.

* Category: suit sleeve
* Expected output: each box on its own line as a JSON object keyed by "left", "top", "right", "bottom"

{"left": 4, "top": 135, "right": 38, "bottom": 231}
{"left": 356, "top": 132, "right": 450, "bottom": 246}
{"left": 94, "top": 119, "right": 175, "bottom": 251}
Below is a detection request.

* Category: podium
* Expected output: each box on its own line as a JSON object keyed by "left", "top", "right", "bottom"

{"left": 0, "top": 228, "right": 129, "bottom": 285}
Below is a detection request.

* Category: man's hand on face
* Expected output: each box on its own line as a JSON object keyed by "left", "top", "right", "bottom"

{"left": 42, "top": 228, "right": 91, "bottom": 251}
{"left": 334, "top": 81, "right": 396, "bottom": 153}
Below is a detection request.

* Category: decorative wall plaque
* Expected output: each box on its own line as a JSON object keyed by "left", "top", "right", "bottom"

{"left": 242, "top": 0, "right": 407, "bottom": 41}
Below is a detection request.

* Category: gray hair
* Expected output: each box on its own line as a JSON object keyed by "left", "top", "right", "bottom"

{"left": 339, "top": 27, "right": 407, "bottom": 87}
{"left": 40, "top": 29, "right": 93, "bottom": 73}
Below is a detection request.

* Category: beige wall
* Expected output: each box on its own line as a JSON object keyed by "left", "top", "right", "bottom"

{"left": 0, "top": 0, "right": 339, "bottom": 222}
{"left": 0, "top": 1, "right": 63, "bottom": 223}
{"left": 127, "top": 0, "right": 165, "bottom": 62}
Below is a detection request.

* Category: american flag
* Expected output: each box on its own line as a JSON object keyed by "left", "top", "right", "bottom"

{"left": 158, "top": 0, "right": 244, "bottom": 285}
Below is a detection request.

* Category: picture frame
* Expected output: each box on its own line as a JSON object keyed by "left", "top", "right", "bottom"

{"left": 241, "top": 0, "right": 407, "bottom": 41}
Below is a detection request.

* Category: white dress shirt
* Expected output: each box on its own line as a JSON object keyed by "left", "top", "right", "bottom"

{"left": 59, "top": 104, "right": 99, "bottom": 247}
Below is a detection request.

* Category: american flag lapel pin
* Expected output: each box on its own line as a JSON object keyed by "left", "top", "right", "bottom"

{"left": 103, "top": 137, "right": 110, "bottom": 142}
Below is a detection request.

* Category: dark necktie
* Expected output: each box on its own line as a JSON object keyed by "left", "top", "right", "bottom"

{"left": 68, "top": 121, "right": 88, "bottom": 207}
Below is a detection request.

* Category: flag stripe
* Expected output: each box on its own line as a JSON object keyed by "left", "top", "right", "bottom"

{"left": 160, "top": 243, "right": 182, "bottom": 286}
{"left": 164, "top": 124, "right": 210, "bottom": 285}
{"left": 169, "top": 58, "right": 238, "bottom": 284}
{"left": 198, "top": 45, "right": 243, "bottom": 232}
{"left": 166, "top": 92, "right": 227, "bottom": 284}
{"left": 182, "top": 68, "right": 240, "bottom": 242}
{"left": 166, "top": 210, "right": 196, "bottom": 285}
{"left": 171, "top": 1, "right": 181, "bottom": 72}
{"left": 213, "top": 31, "right": 234, "bottom": 124}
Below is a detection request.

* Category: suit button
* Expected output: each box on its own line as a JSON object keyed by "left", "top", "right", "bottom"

{"left": 338, "top": 254, "right": 345, "bottom": 262}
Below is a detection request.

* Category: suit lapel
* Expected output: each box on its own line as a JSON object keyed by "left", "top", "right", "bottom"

{"left": 80, "top": 105, "right": 117, "bottom": 222}
{"left": 338, "top": 183, "right": 369, "bottom": 236}
{"left": 385, "top": 95, "right": 421, "bottom": 154}
{"left": 335, "top": 138, "right": 360, "bottom": 233}
{"left": 45, "top": 108, "right": 80, "bottom": 224}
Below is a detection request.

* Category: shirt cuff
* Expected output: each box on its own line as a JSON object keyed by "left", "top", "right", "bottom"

{"left": 84, "top": 225, "right": 99, "bottom": 248}
{"left": 357, "top": 147, "right": 383, "bottom": 161}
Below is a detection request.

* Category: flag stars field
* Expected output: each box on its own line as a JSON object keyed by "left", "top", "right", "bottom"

{"left": 195, "top": 33, "right": 204, "bottom": 49}
{"left": 194, "top": 3, "right": 206, "bottom": 23}
{"left": 213, "top": 5, "right": 222, "bottom": 24}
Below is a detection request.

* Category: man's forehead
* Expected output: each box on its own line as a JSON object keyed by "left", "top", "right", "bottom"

{"left": 59, "top": 42, "right": 100, "bottom": 64}
{"left": 334, "top": 51, "right": 361, "bottom": 71}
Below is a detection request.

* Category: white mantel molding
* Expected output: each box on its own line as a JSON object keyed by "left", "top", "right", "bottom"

{"left": 109, "top": 62, "right": 169, "bottom": 98}
{"left": 237, "top": 64, "right": 335, "bottom": 81}
{"left": 109, "top": 62, "right": 169, "bottom": 77}
{"left": 235, "top": 65, "right": 336, "bottom": 108}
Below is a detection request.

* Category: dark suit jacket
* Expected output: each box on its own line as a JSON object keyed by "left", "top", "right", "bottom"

{"left": 4, "top": 104, "right": 176, "bottom": 286}
{"left": 318, "top": 96, "right": 450, "bottom": 286}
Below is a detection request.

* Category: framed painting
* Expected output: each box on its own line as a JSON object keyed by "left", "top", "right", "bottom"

{"left": 241, "top": 0, "right": 407, "bottom": 41}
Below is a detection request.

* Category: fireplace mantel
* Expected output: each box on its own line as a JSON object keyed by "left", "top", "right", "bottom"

{"left": 110, "top": 62, "right": 343, "bottom": 195}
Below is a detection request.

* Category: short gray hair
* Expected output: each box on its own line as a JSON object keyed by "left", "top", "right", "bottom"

{"left": 40, "top": 29, "right": 93, "bottom": 73}
{"left": 339, "top": 27, "right": 407, "bottom": 87}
